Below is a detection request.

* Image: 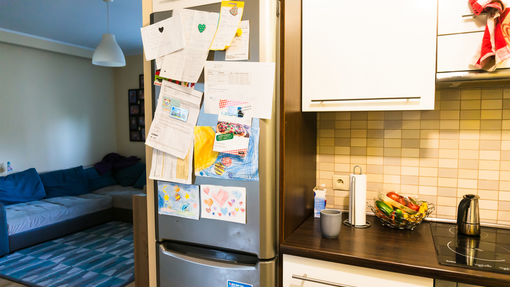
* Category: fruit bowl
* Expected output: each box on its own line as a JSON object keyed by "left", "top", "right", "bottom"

{"left": 367, "top": 191, "right": 435, "bottom": 230}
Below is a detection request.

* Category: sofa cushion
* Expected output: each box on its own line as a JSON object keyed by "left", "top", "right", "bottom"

{"left": 0, "top": 168, "right": 46, "bottom": 206}
{"left": 5, "top": 194, "right": 112, "bottom": 236}
{"left": 133, "top": 170, "right": 146, "bottom": 190}
{"left": 85, "top": 167, "right": 117, "bottom": 192}
{"left": 93, "top": 185, "right": 144, "bottom": 209}
{"left": 113, "top": 163, "right": 145, "bottom": 187}
{"left": 40, "top": 166, "right": 89, "bottom": 198}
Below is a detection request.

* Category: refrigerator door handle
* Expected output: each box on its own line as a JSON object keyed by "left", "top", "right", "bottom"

{"left": 159, "top": 245, "right": 257, "bottom": 270}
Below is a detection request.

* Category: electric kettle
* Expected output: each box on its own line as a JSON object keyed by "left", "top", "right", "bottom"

{"left": 457, "top": 194, "right": 480, "bottom": 236}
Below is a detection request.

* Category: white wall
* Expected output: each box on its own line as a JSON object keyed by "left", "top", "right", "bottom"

{"left": 0, "top": 42, "right": 117, "bottom": 174}
{"left": 114, "top": 54, "right": 146, "bottom": 163}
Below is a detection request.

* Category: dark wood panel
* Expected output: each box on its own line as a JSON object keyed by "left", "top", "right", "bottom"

{"left": 133, "top": 194, "right": 149, "bottom": 287}
{"left": 279, "top": 0, "right": 317, "bottom": 245}
{"left": 281, "top": 215, "right": 510, "bottom": 287}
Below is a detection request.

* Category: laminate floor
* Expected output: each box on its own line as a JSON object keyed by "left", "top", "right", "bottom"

{"left": 0, "top": 278, "right": 136, "bottom": 287}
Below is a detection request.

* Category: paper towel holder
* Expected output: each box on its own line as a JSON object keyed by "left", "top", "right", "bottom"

{"left": 343, "top": 165, "right": 371, "bottom": 229}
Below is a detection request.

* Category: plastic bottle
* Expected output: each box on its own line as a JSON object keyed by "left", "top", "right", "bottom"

{"left": 6, "top": 162, "right": 13, "bottom": 175}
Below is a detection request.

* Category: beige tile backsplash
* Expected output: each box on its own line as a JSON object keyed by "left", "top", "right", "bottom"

{"left": 316, "top": 87, "right": 510, "bottom": 226}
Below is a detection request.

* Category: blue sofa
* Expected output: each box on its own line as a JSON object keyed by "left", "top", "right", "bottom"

{"left": 0, "top": 164, "right": 145, "bottom": 257}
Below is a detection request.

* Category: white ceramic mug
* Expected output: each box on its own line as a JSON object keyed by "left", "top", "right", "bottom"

{"left": 320, "top": 209, "right": 342, "bottom": 238}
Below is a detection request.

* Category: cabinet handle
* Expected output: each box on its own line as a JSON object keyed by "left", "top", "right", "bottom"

{"left": 310, "top": 97, "right": 420, "bottom": 103}
{"left": 462, "top": 13, "right": 486, "bottom": 18}
{"left": 292, "top": 274, "right": 356, "bottom": 287}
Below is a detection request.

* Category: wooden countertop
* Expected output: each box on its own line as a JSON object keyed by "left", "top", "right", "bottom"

{"left": 280, "top": 214, "right": 510, "bottom": 287}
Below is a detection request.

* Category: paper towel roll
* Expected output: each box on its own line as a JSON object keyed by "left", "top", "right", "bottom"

{"left": 349, "top": 173, "right": 367, "bottom": 226}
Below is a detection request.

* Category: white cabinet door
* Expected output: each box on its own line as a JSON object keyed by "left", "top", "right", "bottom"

{"left": 283, "top": 254, "right": 434, "bottom": 287}
{"left": 438, "top": 0, "right": 487, "bottom": 35}
{"left": 437, "top": 33, "right": 510, "bottom": 73}
{"left": 302, "top": 0, "right": 437, "bottom": 112}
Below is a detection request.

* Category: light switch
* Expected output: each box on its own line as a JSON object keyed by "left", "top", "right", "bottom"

{"left": 332, "top": 175, "right": 349, "bottom": 190}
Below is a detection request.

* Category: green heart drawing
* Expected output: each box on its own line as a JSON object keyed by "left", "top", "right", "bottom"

{"left": 198, "top": 24, "right": 206, "bottom": 33}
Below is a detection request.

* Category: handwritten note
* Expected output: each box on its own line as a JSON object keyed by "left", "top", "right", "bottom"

{"left": 210, "top": 1, "right": 245, "bottom": 51}
{"left": 160, "top": 9, "right": 219, "bottom": 83}
{"left": 140, "top": 15, "right": 185, "bottom": 61}
{"left": 226, "top": 20, "right": 250, "bottom": 60}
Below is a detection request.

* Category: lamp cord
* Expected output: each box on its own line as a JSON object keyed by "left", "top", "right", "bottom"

{"left": 107, "top": 2, "right": 109, "bottom": 34}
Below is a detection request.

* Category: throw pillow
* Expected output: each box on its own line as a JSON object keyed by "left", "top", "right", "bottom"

{"left": 84, "top": 167, "right": 117, "bottom": 191}
{"left": 114, "top": 162, "right": 145, "bottom": 187}
{"left": 0, "top": 168, "right": 46, "bottom": 205}
{"left": 40, "top": 166, "right": 90, "bottom": 198}
{"left": 133, "top": 169, "right": 146, "bottom": 190}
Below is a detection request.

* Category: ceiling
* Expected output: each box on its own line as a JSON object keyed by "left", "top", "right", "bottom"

{"left": 0, "top": 0, "right": 143, "bottom": 56}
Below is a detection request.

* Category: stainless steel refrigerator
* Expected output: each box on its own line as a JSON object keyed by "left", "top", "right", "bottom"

{"left": 151, "top": 1, "right": 278, "bottom": 286}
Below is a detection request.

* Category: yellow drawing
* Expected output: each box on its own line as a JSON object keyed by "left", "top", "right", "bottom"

{"left": 163, "top": 186, "right": 168, "bottom": 193}
{"left": 194, "top": 126, "right": 219, "bottom": 172}
{"left": 185, "top": 193, "right": 190, "bottom": 199}
{"left": 164, "top": 194, "right": 169, "bottom": 201}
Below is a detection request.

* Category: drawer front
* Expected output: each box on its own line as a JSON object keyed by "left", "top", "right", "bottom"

{"left": 282, "top": 254, "right": 433, "bottom": 287}
{"left": 437, "top": 33, "right": 510, "bottom": 72}
{"left": 438, "top": 0, "right": 487, "bottom": 35}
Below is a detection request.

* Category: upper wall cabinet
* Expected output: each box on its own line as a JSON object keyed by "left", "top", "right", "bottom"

{"left": 437, "top": 0, "right": 510, "bottom": 74}
{"left": 301, "top": 0, "right": 437, "bottom": 112}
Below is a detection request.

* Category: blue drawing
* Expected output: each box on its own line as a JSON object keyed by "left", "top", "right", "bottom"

{"left": 158, "top": 182, "right": 200, "bottom": 220}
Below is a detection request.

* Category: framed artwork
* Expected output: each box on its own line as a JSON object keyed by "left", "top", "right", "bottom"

{"left": 129, "top": 88, "right": 145, "bottom": 142}
{"left": 129, "top": 89, "right": 137, "bottom": 103}
{"left": 130, "top": 116, "right": 138, "bottom": 129}
{"left": 139, "top": 74, "right": 144, "bottom": 89}
{"left": 130, "top": 131, "right": 141, "bottom": 141}
{"left": 130, "top": 105, "right": 140, "bottom": 115}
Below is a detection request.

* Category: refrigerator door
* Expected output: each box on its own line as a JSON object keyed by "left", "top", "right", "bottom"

{"left": 158, "top": 243, "right": 276, "bottom": 287}
{"left": 153, "top": 0, "right": 277, "bottom": 260}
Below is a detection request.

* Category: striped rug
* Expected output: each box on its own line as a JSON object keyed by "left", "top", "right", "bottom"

{"left": 0, "top": 221, "right": 134, "bottom": 287}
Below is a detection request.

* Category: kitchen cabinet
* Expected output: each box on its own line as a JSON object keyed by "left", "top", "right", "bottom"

{"left": 301, "top": 0, "right": 437, "bottom": 112}
{"left": 437, "top": 32, "right": 510, "bottom": 72}
{"left": 437, "top": 0, "right": 510, "bottom": 73}
{"left": 283, "top": 254, "right": 434, "bottom": 287}
{"left": 437, "top": 0, "right": 487, "bottom": 35}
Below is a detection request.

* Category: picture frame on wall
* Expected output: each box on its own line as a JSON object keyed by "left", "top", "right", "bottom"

{"left": 130, "top": 105, "right": 140, "bottom": 115}
{"left": 139, "top": 74, "right": 144, "bottom": 89}
{"left": 130, "top": 116, "right": 138, "bottom": 130}
{"left": 129, "top": 89, "right": 137, "bottom": 104}
{"left": 128, "top": 88, "right": 145, "bottom": 142}
{"left": 130, "top": 131, "right": 141, "bottom": 141}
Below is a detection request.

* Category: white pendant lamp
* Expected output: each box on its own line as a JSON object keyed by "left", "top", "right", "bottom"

{"left": 92, "top": 0, "right": 126, "bottom": 67}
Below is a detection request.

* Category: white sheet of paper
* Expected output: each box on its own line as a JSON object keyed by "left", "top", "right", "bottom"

{"left": 210, "top": 1, "right": 244, "bottom": 50}
{"left": 213, "top": 100, "right": 252, "bottom": 155}
{"left": 225, "top": 20, "right": 250, "bottom": 60}
{"left": 157, "top": 14, "right": 186, "bottom": 57}
{"left": 141, "top": 16, "right": 185, "bottom": 61}
{"left": 149, "top": 146, "right": 193, "bottom": 184}
{"left": 200, "top": 185, "right": 246, "bottom": 224}
{"left": 145, "top": 81, "right": 203, "bottom": 159}
{"left": 160, "top": 9, "right": 219, "bottom": 83}
{"left": 204, "top": 61, "right": 276, "bottom": 119}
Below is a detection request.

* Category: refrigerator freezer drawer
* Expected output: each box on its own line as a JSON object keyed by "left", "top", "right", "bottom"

{"left": 158, "top": 243, "right": 276, "bottom": 287}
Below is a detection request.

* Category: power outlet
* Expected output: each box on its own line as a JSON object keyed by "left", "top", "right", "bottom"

{"left": 332, "top": 175, "right": 349, "bottom": 190}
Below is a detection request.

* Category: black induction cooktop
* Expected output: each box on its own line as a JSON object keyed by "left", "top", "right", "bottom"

{"left": 430, "top": 222, "right": 510, "bottom": 274}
